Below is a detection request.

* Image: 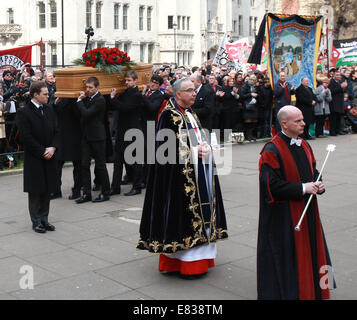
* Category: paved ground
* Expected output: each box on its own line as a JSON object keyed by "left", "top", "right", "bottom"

{"left": 0, "top": 134, "right": 356, "bottom": 300}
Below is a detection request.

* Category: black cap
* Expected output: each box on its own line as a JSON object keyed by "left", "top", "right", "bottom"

{"left": 2, "top": 70, "right": 12, "bottom": 77}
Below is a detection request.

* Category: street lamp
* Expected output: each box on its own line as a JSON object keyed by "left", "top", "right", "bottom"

{"left": 61, "top": 0, "right": 64, "bottom": 67}
{"left": 173, "top": 23, "right": 177, "bottom": 68}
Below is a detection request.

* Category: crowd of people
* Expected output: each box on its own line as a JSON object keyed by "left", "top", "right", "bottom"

{"left": 0, "top": 65, "right": 56, "bottom": 169}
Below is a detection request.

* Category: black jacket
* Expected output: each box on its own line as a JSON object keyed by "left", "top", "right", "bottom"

{"left": 328, "top": 78, "right": 345, "bottom": 114}
{"left": 142, "top": 89, "right": 165, "bottom": 123}
{"left": 17, "top": 101, "right": 60, "bottom": 193}
{"left": 191, "top": 84, "right": 215, "bottom": 130}
{"left": 77, "top": 92, "right": 107, "bottom": 141}
{"left": 110, "top": 86, "right": 143, "bottom": 151}
{"left": 273, "top": 81, "right": 295, "bottom": 110}
{"left": 295, "top": 84, "right": 317, "bottom": 124}
{"left": 53, "top": 98, "right": 82, "bottom": 161}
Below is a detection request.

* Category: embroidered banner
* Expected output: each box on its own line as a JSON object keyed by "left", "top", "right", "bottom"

{"left": 265, "top": 14, "right": 322, "bottom": 89}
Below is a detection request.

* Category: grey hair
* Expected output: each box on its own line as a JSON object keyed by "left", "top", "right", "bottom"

{"left": 172, "top": 77, "right": 193, "bottom": 97}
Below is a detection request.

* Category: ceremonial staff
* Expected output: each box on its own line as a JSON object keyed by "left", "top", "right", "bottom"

{"left": 295, "top": 144, "right": 336, "bottom": 232}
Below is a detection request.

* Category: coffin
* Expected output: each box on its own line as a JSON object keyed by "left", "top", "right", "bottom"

{"left": 54, "top": 62, "right": 153, "bottom": 98}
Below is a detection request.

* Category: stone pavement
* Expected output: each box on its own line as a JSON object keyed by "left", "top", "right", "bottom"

{"left": 0, "top": 134, "right": 356, "bottom": 300}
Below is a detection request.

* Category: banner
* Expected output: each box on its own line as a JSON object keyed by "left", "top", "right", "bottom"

{"left": 225, "top": 38, "right": 252, "bottom": 64}
{"left": 333, "top": 38, "right": 357, "bottom": 67}
{"left": 212, "top": 33, "right": 240, "bottom": 71}
{"left": 265, "top": 14, "right": 323, "bottom": 89}
{"left": 0, "top": 41, "right": 42, "bottom": 74}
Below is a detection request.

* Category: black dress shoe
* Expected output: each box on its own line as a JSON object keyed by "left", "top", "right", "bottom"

{"left": 124, "top": 188, "right": 141, "bottom": 196}
{"left": 75, "top": 194, "right": 92, "bottom": 204}
{"left": 109, "top": 188, "right": 121, "bottom": 196}
{"left": 307, "top": 136, "right": 316, "bottom": 140}
{"left": 42, "top": 223, "right": 56, "bottom": 231}
{"left": 50, "top": 192, "right": 62, "bottom": 200}
{"left": 92, "top": 193, "right": 110, "bottom": 202}
{"left": 32, "top": 223, "right": 46, "bottom": 233}
{"left": 338, "top": 131, "right": 346, "bottom": 135}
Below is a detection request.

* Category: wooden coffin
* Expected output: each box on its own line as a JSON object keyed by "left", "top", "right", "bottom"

{"left": 54, "top": 62, "right": 153, "bottom": 98}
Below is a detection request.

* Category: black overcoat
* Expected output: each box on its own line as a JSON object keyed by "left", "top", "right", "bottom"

{"left": 295, "top": 84, "right": 317, "bottom": 125}
{"left": 328, "top": 79, "right": 345, "bottom": 114}
{"left": 52, "top": 98, "right": 82, "bottom": 161}
{"left": 191, "top": 84, "right": 215, "bottom": 131}
{"left": 17, "top": 101, "right": 60, "bottom": 193}
{"left": 110, "top": 86, "right": 143, "bottom": 152}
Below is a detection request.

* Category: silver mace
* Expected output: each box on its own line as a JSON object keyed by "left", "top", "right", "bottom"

{"left": 295, "top": 144, "right": 336, "bottom": 232}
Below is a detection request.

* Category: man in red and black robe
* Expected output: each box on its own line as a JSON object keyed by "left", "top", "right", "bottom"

{"left": 258, "top": 105, "right": 335, "bottom": 300}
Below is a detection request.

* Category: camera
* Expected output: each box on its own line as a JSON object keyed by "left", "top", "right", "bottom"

{"left": 85, "top": 26, "right": 94, "bottom": 37}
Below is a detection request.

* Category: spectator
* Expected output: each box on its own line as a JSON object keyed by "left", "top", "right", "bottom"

{"left": 0, "top": 84, "right": 6, "bottom": 156}
{"left": 44, "top": 72, "right": 56, "bottom": 105}
{"left": 328, "top": 71, "right": 347, "bottom": 136}
{"left": 240, "top": 75, "right": 261, "bottom": 141}
{"left": 273, "top": 71, "right": 295, "bottom": 132}
{"left": 219, "top": 76, "right": 239, "bottom": 139}
{"left": 350, "top": 69, "right": 357, "bottom": 105}
{"left": 260, "top": 78, "right": 273, "bottom": 138}
{"left": 314, "top": 77, "right": 332, "bottom": 138}
{"left": 295, "top": 77, "right": 318, "bottom": 140}
{"left": 190, "top": 73, "right": 215, "bottom": 132}
{"left": 1, "top": 70, "right": 16, "bottom": 102}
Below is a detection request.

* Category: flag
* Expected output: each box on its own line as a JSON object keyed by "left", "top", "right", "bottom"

{"left": 225, "top": 38, "right": 252, "bottom": 64}
{"left": 212, "top": 34, "right": 238, "bottom": 71}
{"left": 333, "top": 38, "right": 357, "bottom": 67}
{"left": 0, "top": 42, "right": 42, "bottom": 74}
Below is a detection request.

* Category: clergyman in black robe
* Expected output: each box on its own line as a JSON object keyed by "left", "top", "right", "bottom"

{"left": 137, "top": 78, "right": 228, "bottom": 276}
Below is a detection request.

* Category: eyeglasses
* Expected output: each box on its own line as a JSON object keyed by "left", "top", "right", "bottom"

{"left": 180, "top": 88, "right": 196, "bottom": 93}
{"left": 151, "top": 80, "right": 160, "bottom": 85}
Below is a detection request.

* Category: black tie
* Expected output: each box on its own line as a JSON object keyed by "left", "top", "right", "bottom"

{"left": 39, "top": 106, "right": 44, "bottom": 115}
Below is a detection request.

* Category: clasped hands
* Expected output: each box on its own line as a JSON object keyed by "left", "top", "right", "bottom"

{"left": 43, "top": 147, "right": 56, "bottom": 160}
{"left": 304, "top": 181, "right": 325, "bottom": 195}
{"left": 198, "top": 141, "right": 210, "bottom": 159}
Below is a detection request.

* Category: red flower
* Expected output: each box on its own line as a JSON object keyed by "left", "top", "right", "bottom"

{"left": 85, "top": 60, "right": 91, "bottom": 66}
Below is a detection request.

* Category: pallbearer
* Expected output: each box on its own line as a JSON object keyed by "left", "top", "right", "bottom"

{"left": 137, "top": 78, "right": 228, "bottom": 277}
{"left": 257, "top": 105, "right": 335, "bottom": 299}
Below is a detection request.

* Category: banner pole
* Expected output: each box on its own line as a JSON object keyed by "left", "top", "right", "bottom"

{"left": 326, "top": 18, "right": 330, "bottom": 77}
{"left": 40, "top": 38, "right": 43, "bottom": 72}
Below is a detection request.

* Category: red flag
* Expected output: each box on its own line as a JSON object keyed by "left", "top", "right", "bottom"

{"left": 0, "top": 45, "right": 33, "bottom": 74}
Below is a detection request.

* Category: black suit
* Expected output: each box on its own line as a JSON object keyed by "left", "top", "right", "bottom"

{"left": 110, "top": 86, "right": 144, "bottom": 191}
{"left": 295, "top": 84, "right": 317, "bottom": 139}
{"left": 191, "top": 84, "right": 215, "bottom": 131}
{"left": 17, "top": 101, "right": 60, "bottom": 226}
{"left": 207, "top": 84, "right": 223, "bottom": 131}
{"left": 142, "top": 89, "right": 164, "bottom": 183}
{"left": 273, "top": 81, "right": 295, "bottom": 132}
{"left": 53, "top": 98, "right": 82, "bottom": 195}
{"left": 77, "top": 92, "right": 110, "bottom": 195}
